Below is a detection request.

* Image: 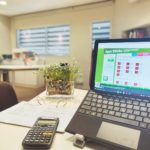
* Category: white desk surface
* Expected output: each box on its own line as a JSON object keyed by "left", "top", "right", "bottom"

{"left": 0, "top": 65, "right": 46, "bottom": 70}
{"left": 0, "top": 89, "right": 109, "bottom": 150}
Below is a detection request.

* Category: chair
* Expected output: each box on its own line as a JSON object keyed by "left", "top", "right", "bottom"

{"left": 0, "top": 81, "right": 18, "bottom": 111}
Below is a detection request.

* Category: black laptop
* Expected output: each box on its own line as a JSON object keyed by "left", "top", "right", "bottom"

{"left": 66, "top": 38, "right": 150, "bottom": 150}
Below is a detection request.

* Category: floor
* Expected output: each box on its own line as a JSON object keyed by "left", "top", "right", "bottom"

{"left": 14, "top": 86, "right": 45, "bottom": 102}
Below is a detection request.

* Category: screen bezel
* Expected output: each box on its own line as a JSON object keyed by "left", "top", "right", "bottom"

{"left": 90, "top": 38, "right": 150, "bottom": 96}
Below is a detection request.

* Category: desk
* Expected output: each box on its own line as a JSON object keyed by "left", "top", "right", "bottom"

{"left": 0, "top": 65, "right": 45, "bottom": 87}
{"left": 0, "top": 89, "right": 109, "bottom": 150}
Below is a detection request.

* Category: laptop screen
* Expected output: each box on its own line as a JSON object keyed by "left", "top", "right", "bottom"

{"left": 92, "top": 39, "right": 150, "bottom": 97}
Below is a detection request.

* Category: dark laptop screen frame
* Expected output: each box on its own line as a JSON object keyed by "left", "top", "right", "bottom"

{"left": 90, "top": 38, "right": 150, "bottom": 97}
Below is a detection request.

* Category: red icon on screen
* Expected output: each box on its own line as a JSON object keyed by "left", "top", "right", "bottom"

{"left": 134, "top": 83, "right": 138, "bottom": 86}
{"left": 125, "top": 82, "right": 128, "bottom": 85}
{"left": 116, "top": 81, "right": 119, "bottom": 84}
{"left": 135, "top": 67, "right": 139, "bottom": 70}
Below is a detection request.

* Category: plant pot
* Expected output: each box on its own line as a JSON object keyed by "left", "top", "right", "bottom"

{"left": 46, "top": 80, "right": 74, "bottom": 95}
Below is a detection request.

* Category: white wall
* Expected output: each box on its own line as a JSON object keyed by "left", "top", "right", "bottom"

{"left": 112, "top": 0, "right": 150, "bottom": 38}
{"left": 0, "top": 15, "right": 11, "bottom": 55}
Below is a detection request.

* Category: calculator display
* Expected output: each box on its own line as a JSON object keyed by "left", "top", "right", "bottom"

{"left": 38, "top": 119, "right": 56, "bottom": 125}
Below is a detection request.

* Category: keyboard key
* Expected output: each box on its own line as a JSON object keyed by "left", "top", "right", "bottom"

{"left": 91, "top": 107, "right": 97, "bottom": 111}
{"left": 140, "top": 107, "right": 147, "bottom": 112}
{"left": 121, "top": 113, "right": 128, "bottom": 118}
{"left": 114, "top": 98, "right": 119, "bottom": 102}
{"left": 83, "top": 101, "right": 91, "bottom": 105}
{"left": 128, "top": 114, "right": 135, "bottom": 120}
{"left": 91, "top": 102, "right": 96, "bottom": 106}
{"left": 109, "top": 110, "right": 115, "bottom": 116}
{"left": 120, "top": 108, "right": 126, "bottom": 113}
{"left": 120, "top": 99, "right": 125, "bottom": 103}
{"left": 103, "top": 114, "right": 139, "bottom": 126}
{"left": 143, "top": 118, "right": 150, "bottom": 124}
{"left": 96, "top": 113, "right": 102, "bottom": 117}
{"left": 97, "top": 103, "right": 102, "bottom": 108}
{"left": 97, "top": 99, "right": 102, "bottom": 103}
{"left": 87, "top": 94, "right": 93, "bottom": 97}
{"left": 103, "top": 100, "right": 108, "bottom": 104}
{"left": 98, "top": 95, "right": 102, "bottom": 99}
{"left": 133, "top": 110, "right": 140, "bottom": 115}
{"left": 81, "top": 105, "right": 91, "bottom": 110}
{"left": 143, "top": 99, "right": 149, "bottom": 103}
{"left": 93, "top": 94, "right": 98, "bottom": 98}
{"left": 140, "top": 102, "right": 146, "bottom": 107}
{"left": 148, "top": 124, "right": 150, "bottom": 129}
{"left": 120, "top": 103, "right": 126, "bottom": 108}
{"left": 108, "top": 101, "right": 114, "bottom": 105}
{"left": 92, "top": 98, "right": 97, "bottom": 102}
{"left": 85, "top": 97, "right": 92, "bottom": 101}
{"left": 114, "top": 102, "right": 120, "bottom": 106}
{"left": 141, "top": 112, "right": 148, "bottom": 117}
{"left": 103, "top": 109, "right": 109, "bottom": 114}
{"left": 108, "top": 105, "right": 113, "bottom": 110}
{"left": 127, "top": 104, "right": 133, "bottom": 109}
{"left": 114, "top": 107, "right": 119, "bottom": 111}
{"left": 139, "top": 122, "right": 147, "bottom": 128}
{"left": 133, "top": 101, "right": 139, "bottom": 105}
{"left": 79, "top": 109, "right": 85, "bottom": 113}
{"left": 136, "top": 116, "right": 143, "bottom": 122}
{"left": 147, "top": 103, "right": 150, "bottom": 107}
{"left": 97, "top": 108, "right": 102, "bottom": 112}
{"left": 115, "top": 112, "right": 121, "bottom": 117}
{"left": 126, "top": 100, "right": 132, "bottom": 104}
{"left": 102, "top": 105, "right": 107, "bottom": 109}
{"left": 133, "top": 106, "right": 140, "bottom": 110}
{"left": 91, "top": 112, "right": 96, "bottom": 116}
{"left": 85, "top": 110, "right": 91, "bottom": 115}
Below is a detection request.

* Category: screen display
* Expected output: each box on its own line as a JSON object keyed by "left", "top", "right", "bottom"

{"left": 38, "top": 119, "right": 56, "bottom": 125}
{"left": 94, "top": 41, "right": 150, "bottom": 97}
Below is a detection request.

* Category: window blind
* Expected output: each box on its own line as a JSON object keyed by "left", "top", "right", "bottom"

{"left": 92, "top": 21, "right": 111, "bottom": 48}
{"left": 17, "top": 25, "right": 70, "bottom": 56}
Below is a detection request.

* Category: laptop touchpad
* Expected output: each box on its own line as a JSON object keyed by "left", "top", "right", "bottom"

{"left": 96, "top": 122, "right": 141, "bottom": 150}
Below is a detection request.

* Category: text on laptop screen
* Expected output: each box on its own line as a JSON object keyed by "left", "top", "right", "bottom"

{"left": 94, "top": 41, "right": 150, "bottom": 97}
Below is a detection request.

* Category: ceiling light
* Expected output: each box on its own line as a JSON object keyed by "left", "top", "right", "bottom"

{"left": 0, "top": 0, "right": 7, "bottom": 6}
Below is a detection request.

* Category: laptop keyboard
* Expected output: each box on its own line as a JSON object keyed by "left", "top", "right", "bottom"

{"left": 78, "top": 90, "right": 150, "bottom": 129}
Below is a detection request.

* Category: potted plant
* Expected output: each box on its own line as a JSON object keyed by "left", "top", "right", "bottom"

{"left": 39, "top": 63, "right": 78, "bottom": 95}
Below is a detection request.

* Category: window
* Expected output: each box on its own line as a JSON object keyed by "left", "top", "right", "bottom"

{"left": 92, "top": 21, "right": 111, "bottom": 48}
{"left": 17, "top": 25, "right": 70, "bottom": 56}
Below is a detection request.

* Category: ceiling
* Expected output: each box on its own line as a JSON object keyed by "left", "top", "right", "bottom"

{"left": 0, "top": 0, "right": 109, "bottom": 16}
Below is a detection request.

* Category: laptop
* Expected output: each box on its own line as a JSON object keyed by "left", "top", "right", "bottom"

{"left": 66, "top": 38, "right": 150, "bottom": 150}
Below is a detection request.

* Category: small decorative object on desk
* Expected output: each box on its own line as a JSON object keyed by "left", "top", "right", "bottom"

{"left": 39, "top": 62, "right": 78, "bottom": 96}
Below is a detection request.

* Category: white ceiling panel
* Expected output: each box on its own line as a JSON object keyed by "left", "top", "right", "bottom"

{"left": 0, "top": 0, "right": 109, "bottom": 16}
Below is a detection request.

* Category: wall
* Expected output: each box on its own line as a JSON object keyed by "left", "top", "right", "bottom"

{"left": 112, "top": 0, "right": 150, "bottom": 38}
{"left": 0, "top": 15, "right": 11, "bottom": 55}
{"left": 10, "top": 2, "right": 114, "bottom": 89}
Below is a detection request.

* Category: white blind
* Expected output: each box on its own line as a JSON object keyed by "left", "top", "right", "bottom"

{"left": 92, "top": 21, "right": 111, "bottom": 48}
{"left": 17, "top": 25, "right": 70, "bottom": 56}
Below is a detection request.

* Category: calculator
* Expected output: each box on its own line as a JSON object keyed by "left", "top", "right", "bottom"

{"left": 22, "top": 117, "right": 59, "bottom": 149}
